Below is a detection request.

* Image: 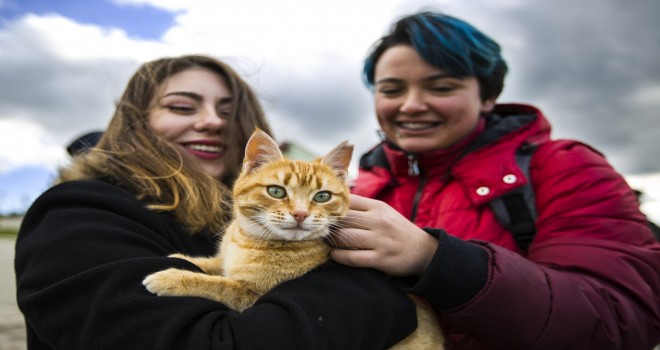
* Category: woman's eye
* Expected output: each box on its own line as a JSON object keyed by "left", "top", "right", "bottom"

{"left": 313, "top": 191, "right": 331, "bottom": 203}
{"left": 430, "top": 86, "right": 455, "bottom": 93}
{"left": 217, "top": 109, "right": 231, "bottom": 118}
{"left": 267, "top": 186, "right": 286, "bottom": 199}
{"left": 166, "top": 105, "right": 195, "bottom": 114}
{"left": 378, "top": 87, "right": 402, "bottom": 96}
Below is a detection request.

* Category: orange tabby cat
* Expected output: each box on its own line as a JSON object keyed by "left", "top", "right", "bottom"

{"left": 143, "top": 129, "right": 444, "bottom": 349}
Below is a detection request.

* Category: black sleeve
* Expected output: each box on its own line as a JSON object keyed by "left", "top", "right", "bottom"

{"left": 15, "top": 180, "right": 416, "bottom": 349}
{"left": 396, "top": 228, "right": 490, "bottom": 311}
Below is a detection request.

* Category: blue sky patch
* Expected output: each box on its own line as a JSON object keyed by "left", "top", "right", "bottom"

{"left": 0, "top": 166, "right": 54, "bottom": 214}
{"left": 0, "top": 0, "right": 177, "bottom": 40}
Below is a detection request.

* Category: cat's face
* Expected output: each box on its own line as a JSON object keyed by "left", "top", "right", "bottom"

{"left": 232, "top": 129, "right": 353, "bottom": 241}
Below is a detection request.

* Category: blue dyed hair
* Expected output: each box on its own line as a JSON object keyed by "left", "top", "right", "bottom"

{"left": 363, "top": 12, "right": 508, "bottom": 101}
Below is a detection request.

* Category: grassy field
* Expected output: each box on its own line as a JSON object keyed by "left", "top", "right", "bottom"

{"left": 0, "top": 215, "right": 22, "bottom": 238}
{"left": 0, "top": 228, "right": 18, "bottom": 238}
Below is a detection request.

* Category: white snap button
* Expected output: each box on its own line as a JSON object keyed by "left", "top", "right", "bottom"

{"left": 503, "top": 174, "right": 517, "bottom": 184}
{"left": 476, "top": 186, "right": 490, "bottom": 196}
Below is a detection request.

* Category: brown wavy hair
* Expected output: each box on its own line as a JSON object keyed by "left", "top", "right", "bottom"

{"left": 58, "top": 55, "right": 273, "bottom": 233}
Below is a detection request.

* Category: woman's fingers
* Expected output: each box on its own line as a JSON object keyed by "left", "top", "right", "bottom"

{"left": 334, "top": 193, "right": 440, "bottom": 276}
{"left": 330, "top": 247, "right": 380, "bottom": 268}
{"left": 343, "top": 194, "right": 389, "bottom": 229}
{"left": 340, "top": 209, "right": 373, "bottom": 229}
{"left": 349, "top": 194, "right": 380, "bottom": 212}
{"left": 330, "top": 227, "right": 374, "bottom": 250}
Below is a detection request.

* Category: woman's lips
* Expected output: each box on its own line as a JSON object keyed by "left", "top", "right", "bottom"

{"left": 397, "top": 121, "right": 440, "bottom": 130}
{"left": 180, "top": 141, "right": 225, "bottom": 159}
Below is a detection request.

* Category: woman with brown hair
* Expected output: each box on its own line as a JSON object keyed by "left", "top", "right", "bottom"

{"left": 15, "top": 55, "right": 416, "bottom": 349}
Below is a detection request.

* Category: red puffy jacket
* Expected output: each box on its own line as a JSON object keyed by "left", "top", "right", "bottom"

{"left": 352, "top": 103, "right": 660, "bottom": 349}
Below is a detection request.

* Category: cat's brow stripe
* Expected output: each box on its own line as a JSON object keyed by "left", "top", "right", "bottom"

{"left": 291, "top": 163, "right": 311, "bottom": 188}
{"left": 283, "top": 171, "right": 292, "bottom": 186}
{"left": 314, "top": 173, "right": 323, "bottom": 190}
{"left": 235, "top": 183, "right": 263, "bottom": 197}
{"left": 306, "top": 173, "right": 317, "bottom": 188}
{"left": 286, "top": 163, "right": 301, "bottom": 185}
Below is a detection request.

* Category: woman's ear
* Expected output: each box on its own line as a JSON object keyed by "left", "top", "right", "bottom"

{"left": 481, "top": 99, "right": 496, "bottom": 113}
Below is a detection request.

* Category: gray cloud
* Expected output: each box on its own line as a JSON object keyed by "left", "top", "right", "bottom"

{"left": 489, "top": 0, "right": 660, "bottom": 173}
{"left": 1, "top": 0, "right": 659, "bottom": 176}
{"left": 255, "top": 0, "right": 660, "bottom": 174}
{"left": 256, "top": 55, "right": 378, "bottom": 158}
{"left": 0, "top": 55, "right": 137, "bottom": 145}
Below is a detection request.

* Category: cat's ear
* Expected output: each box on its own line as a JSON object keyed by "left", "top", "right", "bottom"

{"left": 320, "top": 141, "right": 353, "bottom": 182}
{"left": 242, "top": 129, "right": 284, "bottom": 175}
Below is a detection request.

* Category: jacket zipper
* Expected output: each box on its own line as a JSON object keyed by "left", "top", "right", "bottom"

{"left": 407, "top": 155, "right": 420, "bottom": 176}
{"left": 408, "top": 154, "right": 425, "bottom": 223}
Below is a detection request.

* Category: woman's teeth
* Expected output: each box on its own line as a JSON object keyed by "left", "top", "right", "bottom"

{"left": 186, "top": 144, "right": 223, "bottom": 153}
{"left": 398, "top": 122, "right": 437, "bottom": 130}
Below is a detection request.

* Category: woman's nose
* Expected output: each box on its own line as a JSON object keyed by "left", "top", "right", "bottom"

{"left": 194, "top": 108, "right": 225, "bottom": 132}
{"left": 399, "top": 90, "right": 428, "bottom": 114}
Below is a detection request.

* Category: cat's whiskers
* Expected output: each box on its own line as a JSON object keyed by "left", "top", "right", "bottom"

{"left": 326, "top": 225, "right": 364, "bottom": 250}
{"left": 237, "top": 227, "right": 278, "bottom": 246}
{"left": 238, "top": 220, "right": 275, "bottom": 243}
{"left": 323, "top": 235, "right": 340, "bottom": 248}
{"left": 255, "top": 226, "right": 276, "bottom": 243}
{"left": 336, "top": 215, "right": 380, "bottom": 230}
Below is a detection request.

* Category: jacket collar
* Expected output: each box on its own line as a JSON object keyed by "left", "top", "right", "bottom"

{"left": 382, "top": 117, "right": 487, "bottom": 177}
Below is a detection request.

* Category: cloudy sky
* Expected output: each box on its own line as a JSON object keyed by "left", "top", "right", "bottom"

{"left": 0, "top": 0, "right": 659, "bottom": 220}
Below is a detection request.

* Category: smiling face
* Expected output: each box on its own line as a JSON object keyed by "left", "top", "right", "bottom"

{"left": 373, "top": 45, "right": 495, "bottom": 153}
{"left": 148, "top": 67, "right": 232, "bottom": 179}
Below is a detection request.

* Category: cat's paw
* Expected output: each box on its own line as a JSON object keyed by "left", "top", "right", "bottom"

{"left": 143, "top": 268, "right": 186, "bottom": 296}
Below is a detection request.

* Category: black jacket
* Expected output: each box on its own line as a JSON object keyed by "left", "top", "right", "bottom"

{"left": 15, "top": 179, "right": 416, "bottom": 349}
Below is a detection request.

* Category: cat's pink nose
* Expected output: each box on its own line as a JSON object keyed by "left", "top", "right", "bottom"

{"left": 292, "top": 210, "right": 309, "bottom": 224}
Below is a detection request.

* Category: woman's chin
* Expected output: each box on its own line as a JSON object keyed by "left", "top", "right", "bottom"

{"left": 396, "top": 139, "right": 444, "bottom": 154}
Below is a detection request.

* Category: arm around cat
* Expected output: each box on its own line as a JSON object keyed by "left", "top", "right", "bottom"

{"left": 15, "top": 179, "right": 417, "bottom": 349}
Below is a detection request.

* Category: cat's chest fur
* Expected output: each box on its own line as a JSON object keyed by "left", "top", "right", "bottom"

{"left": 220, "top": 221, "right": 331, "bottom": 295}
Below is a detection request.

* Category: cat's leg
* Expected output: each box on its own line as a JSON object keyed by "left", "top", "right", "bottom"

{"left": 168, "top": 254, "right": 224, "bottom": 275}
{"left": 143, "top": 268, "right": 258, "bottom": 312}
{"left": 389, "top": 295, "right": 445, "bottom": 350}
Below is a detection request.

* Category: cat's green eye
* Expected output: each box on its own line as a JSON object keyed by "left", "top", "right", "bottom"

{"left": 267, "top": 186, "right": 286, "bottom": 199}
{"left": 313, "top": 191, "right": 331, "bottom": 203}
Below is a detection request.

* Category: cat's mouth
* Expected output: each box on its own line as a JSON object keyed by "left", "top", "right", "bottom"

{"left": 277, "top": 227, "right": 326, "bottom": 241}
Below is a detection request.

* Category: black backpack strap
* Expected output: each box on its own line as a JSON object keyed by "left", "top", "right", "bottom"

{"left": 488, "top": 144, "right": 538, "bottom": 252}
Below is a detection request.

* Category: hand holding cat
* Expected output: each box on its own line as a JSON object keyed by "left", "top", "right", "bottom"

{"left": 330, "top": 194, "right": 439, "bottom": 277}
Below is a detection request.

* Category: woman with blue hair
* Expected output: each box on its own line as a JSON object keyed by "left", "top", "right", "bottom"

{"left": 332, "top": 11, "right": 660, "bottom": 349}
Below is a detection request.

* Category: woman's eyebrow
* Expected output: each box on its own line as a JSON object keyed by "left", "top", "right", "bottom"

{"left": 423, "top": 73, "right": 459, "bottom": 82}
{"left": 375, "top": 77, "right": 402, "bottom": 85}
{"left": 162, "top": 91, "right": 203, "bottom": 101}
{"left": 375, "top": 73, "right": 458, "bottom": 85}
{"left": 217, "top": 97, "right": 233, "bottom": 106}
{"left": 161, "top": 92, "right": 233, "bottom": 105}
